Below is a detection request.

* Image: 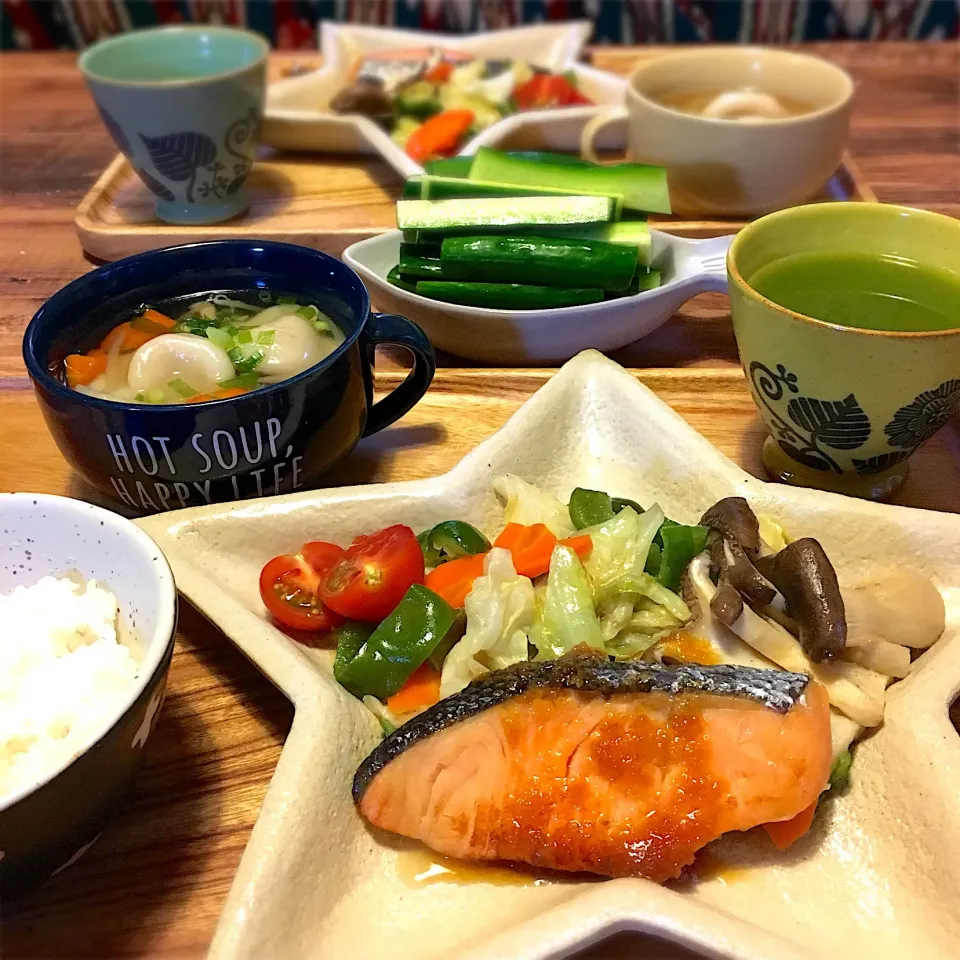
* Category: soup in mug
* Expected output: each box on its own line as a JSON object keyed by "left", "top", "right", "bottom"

{"left": 750, "top": 251, "right": 960, "bottom": 333}
{"left": 655, "top": 86, "right": 815, "bottom": 121}
{"left": 63, "top": 292, "right": 345, "bottom": 404}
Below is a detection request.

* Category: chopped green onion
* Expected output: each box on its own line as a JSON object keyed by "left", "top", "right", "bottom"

{"left": 257, "top": 290, "right": 272, "bottom": 303}
{"left": 278, "top": 295, "right": 298, "bottom": 304}
{"left": 232, "top": 349, "right": 265, "bottom": 374}
{"left": 295, "top": 304, "right": 319, "bottom": 321}
{"left": 205, "top": 326, "right": 235, "bottom": 350}
{"left": 226, "top": 324, "right": 239, "bottom": 337}
{"left": 146, "top": 388, "right": 166, "bottom": 404}
{"left": 256, "top": 329, "right": 276, "bottom": 346}
{"left": 135, "top": 391, "right": 146, "bottom": 402}
{"left": 217, "top": 372, "right": 260, "bottom": 390}
{"left": 175, "top": 316, "right": 209, "bottom": 336}
{"left": 236, "top": 329, "right": 254, "bottom": 344}
{"left": 168, "top": 378, "right": 197, "bottom": 398}
{"left": 313, "top": 318, "right": 332, "bottom": 334}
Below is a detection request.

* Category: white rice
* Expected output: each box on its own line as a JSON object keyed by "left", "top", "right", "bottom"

{"left": 0, "top": 576, "right": 139, "bottom": 801}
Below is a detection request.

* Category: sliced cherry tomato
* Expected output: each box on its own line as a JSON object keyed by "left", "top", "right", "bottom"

{"left": 514, "top": 73, "right": 592, "bottom": 110}
{"left": 259, "top": 541, "right": 346, "bottom": 633}
{"left": 321, "top": 524, "right": 425, "bottom": 622}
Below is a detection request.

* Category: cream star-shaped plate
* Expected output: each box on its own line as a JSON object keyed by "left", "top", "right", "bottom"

{"left": 263, "top": 22, "right": 626, "bottom": 178}
{"left": 138, "top": 352, "right": 960, "bottom": 960}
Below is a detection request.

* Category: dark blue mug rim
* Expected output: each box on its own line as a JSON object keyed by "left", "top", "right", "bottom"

{"left": 23, "top": 239, "right": 372, "bottom": 412}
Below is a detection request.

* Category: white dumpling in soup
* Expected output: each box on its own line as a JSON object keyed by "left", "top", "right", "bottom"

{"left": 128, "top": 333, "right": 236, "bottom": 394}
{"left": 251, "top": 313, "right": 341, "bottom": 383}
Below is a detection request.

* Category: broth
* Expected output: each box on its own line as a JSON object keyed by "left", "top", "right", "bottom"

{"left": 654, "top": 86, "right": 814, "bottom": 121}
{"left": 750, "top": 252, "right": 960, "bottom": 332}
{"left": 64, "top": 290, "right": 345, "bottom": 404}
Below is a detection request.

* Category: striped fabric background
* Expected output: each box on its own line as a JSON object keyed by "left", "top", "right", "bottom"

{"left": 2, "top": 0, "right": 958, "bottom": 49}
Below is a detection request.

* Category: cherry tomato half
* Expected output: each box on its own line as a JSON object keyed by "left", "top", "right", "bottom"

{"left": 320, "top": 524, "right": 425, "bottom": 622}
{"left": 259, "top": 542, "right": 345, "bottom": 633}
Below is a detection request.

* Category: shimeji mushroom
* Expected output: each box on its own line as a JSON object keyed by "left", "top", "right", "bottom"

{"left": 755, "top": 539, "right": 847, "bottom": 662}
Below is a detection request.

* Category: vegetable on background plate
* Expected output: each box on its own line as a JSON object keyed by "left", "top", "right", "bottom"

{"left": 404, "top": 108, "right": 475, "bottom": 164}
{"left": 321, "top": 524, "right": 425, "bottom": 622}
{"left": 513, "top": 72, "right": 592, "bottom": 110}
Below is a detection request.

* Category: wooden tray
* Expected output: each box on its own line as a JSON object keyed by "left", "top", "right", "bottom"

{"left": 75, "top": 150, "right": 875, "bottom": 262}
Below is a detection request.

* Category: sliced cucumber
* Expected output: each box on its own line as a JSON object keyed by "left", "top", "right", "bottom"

{"left": 387, "top": 265, "right": 418, "bottom": 293}
{"left": 418, "top": 219, "right": 652, "bottom": 264}
{"left": 403, "top": 174, "right": 624, "bottom": 204}
{"left": 440, "top": 235, "right": 637, "bottom": 292}
{"left": 604, "top": 267, "right": 663, "bottom": 299}
{"left": 399, "top": 251, "right": 445, "bottom": 280}
{"left": 416, "top": 281, "right": 604, "bottom": 310}
{"left": 424, "top": 156, "right": 473, "bottom": 178}
{"left": 397, "top": 195, "right": 618, "bottom": 233}
{"left": 469, "top": 147, "right": 671, "bottom": 215}
{"left": 399, "top": 241, "right": 442, "bottom": 259}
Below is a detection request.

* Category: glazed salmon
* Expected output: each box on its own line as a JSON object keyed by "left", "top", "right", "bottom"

{"left": 354, "top": 653, "right": 832, "bottom": 881}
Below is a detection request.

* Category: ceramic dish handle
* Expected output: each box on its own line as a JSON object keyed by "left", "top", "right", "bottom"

{"left": 362, "top": 313, "right": 437, "bottom": 437}
{"left": 580, "top": 106, "right": 628, "bottom": 163}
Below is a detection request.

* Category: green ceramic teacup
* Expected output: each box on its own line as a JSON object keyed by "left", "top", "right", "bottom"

{"left": 728, "top": 202, "right": 960, "bottom": 500}
{"left": 80, "top": 26, "right": 268, "bottom": 225}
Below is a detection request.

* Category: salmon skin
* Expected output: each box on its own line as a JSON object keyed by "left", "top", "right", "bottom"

{"left": 353, "top": 652, "right": 831, "bottom": 881}
{"left": 354, "top": 654, "right": 809, "bottom": 801}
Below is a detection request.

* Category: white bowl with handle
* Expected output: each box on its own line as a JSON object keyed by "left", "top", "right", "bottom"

{"left": 343, "top": 229, "right": 731, "bottom": 364}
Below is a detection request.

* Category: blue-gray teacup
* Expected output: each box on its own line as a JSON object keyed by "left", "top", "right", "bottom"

{"left": 80, "top": 26, "right": 268, "bottom": 225}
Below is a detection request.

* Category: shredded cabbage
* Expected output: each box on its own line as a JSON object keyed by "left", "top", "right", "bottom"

{"left": 757, "top": 513, "right": 790, "bottom": 554}
{"left": 532, "top": 544, "right": 604, "bottom": 660}
{"left": 493, "top": 475, "right": 575, "bottom": 538}
{"left": 606, "top": 630, "right": 660, "bottom": 660}
{"left": 581, "top": 505, "right": 664, "bottom": 603}
{"left": 440, "top": 549, "right": 535, "bottom": 698}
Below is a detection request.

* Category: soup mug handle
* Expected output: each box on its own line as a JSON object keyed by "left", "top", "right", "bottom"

{"left": 580, "top": 106, "right": 629, "bottom": 164}
{"left": 362, "top": 312, "right": 437, "bottom": 437}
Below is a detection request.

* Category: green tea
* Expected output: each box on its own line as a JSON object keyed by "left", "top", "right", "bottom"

{"left": 750, "top": 251, "right": 960, "bottom": 332}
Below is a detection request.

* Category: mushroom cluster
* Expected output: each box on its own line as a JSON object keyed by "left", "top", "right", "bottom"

{"left": 668, "top": 497, "right": 945, "bottom": 741}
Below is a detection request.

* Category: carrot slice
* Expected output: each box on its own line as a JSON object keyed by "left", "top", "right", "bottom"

{"left": 423, "top": 60, "right": 453, "bottom": 83}
{"left": 425, "top": 552, "right": 487, "bottom": 608}
{"left": 183, "top": 392, "right": 214, "bottom": 404}
{"left": 560, "top": 533, "right": 593, "bottom": 561}
{"left": 100, "top": 321, "right": 156, "bottom": 353}
{"left": 762, "top": 800, "right": 818, "bottom": 850}
{"left": 214, "top": 387, "right": 248, "bottom": 399}
{"left": 492, "top": 524, "right": 591, "bottom": 579}
{"left": 141, "top": 308, "right": 177, "bottom": 328}
{"left": 386, "top": 661, "right": 442, "bottom": 714}
{"left": 65, "top": 353, "right": 108, "bottom": 387}
{"left": 405, "top": 109, "right": 474, "bottom": 164}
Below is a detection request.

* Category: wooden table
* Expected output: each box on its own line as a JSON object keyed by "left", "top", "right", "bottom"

{"left": 1, "top": 44, "right": 958, "bottom": 958}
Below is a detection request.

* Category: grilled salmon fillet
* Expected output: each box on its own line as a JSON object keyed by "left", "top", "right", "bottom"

{"left": 354, "top": 653, "right": 832, "bottom": 881}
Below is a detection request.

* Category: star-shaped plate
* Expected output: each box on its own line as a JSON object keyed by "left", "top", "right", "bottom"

{"left": 139, "top": 352, "right": 960, "bottom": 960}
{"left": 263, "top": 22, "right": 626, "bottom": 178}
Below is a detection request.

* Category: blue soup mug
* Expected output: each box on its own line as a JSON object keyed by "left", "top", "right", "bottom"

{"left": 23, "top": 241, "right": 435, "bottom": 513}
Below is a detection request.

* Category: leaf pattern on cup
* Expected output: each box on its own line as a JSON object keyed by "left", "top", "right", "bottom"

{"left": 748, "top": 362, "right": 872, "bottom": 475}
{"left": 139, "top": 131, "right": 218, "bottom": 202}
{"left": 786, "top": 395, "right": 871, "bottom": 451}
{"left": 853, "top": 451, "right": 910, "bottom": 476}
{"left": 97, "top": 107, "right": 130, "bottom": 156}
{"left": 884, "top": 379, "right": 960, "bottom": 450}
{"left": 136, "top": 167, "right": 175, "bottom": 202}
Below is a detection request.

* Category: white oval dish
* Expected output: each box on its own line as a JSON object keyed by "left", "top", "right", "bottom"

{"left": 138, "top": 350, "right": 960, "bottom": 960}
{"left": 343, "top": 229, "right": 731, "bottom": 364}
{"left": 263, "top": 22, "right": 626, "bottom": 178}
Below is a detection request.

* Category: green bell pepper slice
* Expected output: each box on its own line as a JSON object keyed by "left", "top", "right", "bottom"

{"left": 334, "top": 584, "right": 458, "bottom": 699}
{"left": 333, "top": 622, "right": 375, "bottom": 690}
{"left": 828, "top": 749, "right": 853, "bottom": 793}
{"left": 568, "top": 487, "right": 645, "bottom": 530}
{"left": 654, "top": 523, "right": 709, "bottom": 591}
{"left": 417, "top": 520, "right": 491, "bottom": 567}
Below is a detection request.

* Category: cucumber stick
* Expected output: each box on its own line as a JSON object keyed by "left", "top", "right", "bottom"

{"left": 440, "top": 235, "right": 637, "bottom": 292}
{"left": 418, "top": 220, "right": 652, "bottom": 264}
{"left": 387, "top": 266, "right": 417, "bottom": 293}
{"left": 424, "top": 156, "right": 473, "bottom": 178}
{"left": 416, "top": 281, "right": 604, "bottom": 310}
{"left": 398, "top": 252, "right": 444, "bottom": 280}
{"left": 403, "top": 175, "right": 624, "bottom": 204}
{"left": 604, "top": 268, "right": 662, "bottom": 299}
{"left": 396, "top": 195, "right": 618, "bottom": 233}
{"left": 469, "top": 147, "right": 671, "bottom": 215}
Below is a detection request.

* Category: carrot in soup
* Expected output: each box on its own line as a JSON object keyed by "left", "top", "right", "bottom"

{"left": 65, "top": 353, "right": 107, "bottom": 387}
